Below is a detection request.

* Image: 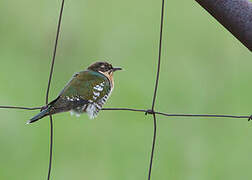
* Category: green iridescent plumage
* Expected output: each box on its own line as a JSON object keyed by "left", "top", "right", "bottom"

{"left": 52, "top": 70, "right": 111, "bottom": 114}
{"left": 28, "top": 61, "right": 122, "bottom": 124}
{"left": 60, "top": 70, "right": 111, "bottom": 103}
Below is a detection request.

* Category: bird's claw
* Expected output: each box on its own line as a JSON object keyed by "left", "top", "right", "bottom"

{"left": 248, "top": 115, "right": 252, "bottom": 121}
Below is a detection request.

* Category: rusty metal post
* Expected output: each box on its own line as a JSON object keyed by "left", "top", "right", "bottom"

{"left": 195, "top": 0, "right": 252, "bottom": 52}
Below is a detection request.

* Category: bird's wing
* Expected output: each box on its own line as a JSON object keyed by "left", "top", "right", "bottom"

{"left": 59, "top": 70, "right": 111, "bottom": 101}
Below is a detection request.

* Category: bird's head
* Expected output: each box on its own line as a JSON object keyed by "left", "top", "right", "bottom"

{"left": 87, "top": 61, "right": 122, "bottom": 76}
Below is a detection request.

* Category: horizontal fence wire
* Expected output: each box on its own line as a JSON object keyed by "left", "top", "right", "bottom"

{"left": 0, "top": 106, "right": 42, "bottom": 110}
{"left": 102, "top": 108, "right": 251, "bottom": 119}
{"left": 0, "top": 0, "right": 251, "bottom": 180}
{"left": 0, "top": 106, "right": 250, "bottom": 120}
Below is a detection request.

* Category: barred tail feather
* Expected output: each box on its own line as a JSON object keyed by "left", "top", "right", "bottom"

{"left": 27, "top": 107, "right": 51, "bottom": 124}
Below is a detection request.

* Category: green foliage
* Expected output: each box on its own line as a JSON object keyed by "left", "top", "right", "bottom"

{"left": 0, "top": 0, "right": 251, "bottom": 179}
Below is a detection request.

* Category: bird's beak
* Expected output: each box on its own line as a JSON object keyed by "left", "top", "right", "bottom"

{"left": 112, "top": 67, "right": 122, "bottom": 72}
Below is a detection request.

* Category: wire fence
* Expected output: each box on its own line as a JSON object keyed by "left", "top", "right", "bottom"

{"left": 45, "top": 0, "right": 65, "bottom": 179}
{"left": 0, "top": 0, "right": 251, "bottom": 180}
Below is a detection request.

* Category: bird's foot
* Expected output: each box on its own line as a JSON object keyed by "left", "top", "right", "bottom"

{"left": 248, "top": 115, "right": 252, "bottom": 121}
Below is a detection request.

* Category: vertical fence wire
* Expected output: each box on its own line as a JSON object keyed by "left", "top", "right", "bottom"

{"left": 148, "top": 0, "right": 165, "bottom": 179}
{"left": 45, "top": 0, "right": 65, "bottom": 179}
{"left": 0, "top": 0, "right": 252, "bottom": 179}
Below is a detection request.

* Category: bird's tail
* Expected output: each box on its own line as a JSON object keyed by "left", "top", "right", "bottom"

{"left": 27, "top": 106, "right": 51, "bottom": 124}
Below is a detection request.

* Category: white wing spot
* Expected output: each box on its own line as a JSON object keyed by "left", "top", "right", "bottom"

{"left": 93, "top": 91, "right": 100, "bottom": 97}
{"left": 94, "top": 85, "right": 103, "bottom": 91}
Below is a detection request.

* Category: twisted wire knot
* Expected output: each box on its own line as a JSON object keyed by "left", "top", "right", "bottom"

{"left": 145, "top": 109, "right": 155, "bottom": 115}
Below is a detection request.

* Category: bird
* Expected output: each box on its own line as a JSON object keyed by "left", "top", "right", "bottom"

{"left": 27, "top": 61, "right": 122, "bottom": 124}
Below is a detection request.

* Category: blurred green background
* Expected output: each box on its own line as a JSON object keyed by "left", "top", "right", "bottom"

{"left": 0, "top": 0, "right": 252, "bottom": 179}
